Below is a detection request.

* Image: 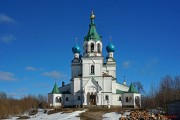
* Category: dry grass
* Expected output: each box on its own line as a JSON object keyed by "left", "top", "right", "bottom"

{"left": 80, "top": 107, "right": 126, "bottom": 120}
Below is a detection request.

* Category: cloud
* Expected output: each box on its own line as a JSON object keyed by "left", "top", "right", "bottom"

{"left": 0, "top": 34, "right": 16, "bottom": 44}
{"left": 33, "top": 82, "right": 51, "bottom": 89}
{"left": 145, "top": 57, "right": 158, "bottom": 68}
{"left": 25, "top": 66, "right": 37, "bottom": 71}
{"left": 122, "top": 60, "right": 131, "bottom": 69}
{"left": 25, "top": 66, "right": 44, "bottom": 71}
{"left": 139, "top": 57, "right": 158, "bottom": 75}
{"left": 17, "top": 88, "right": 27, "bottom": 92}
{"left": 0, "top": 71, "right": 18, "bottom": 81}
{"left": 42, "top": 70, "right": 65, "bottom": 79}
{"left": 0, "top": 13, "right": 15, "bottom": 23}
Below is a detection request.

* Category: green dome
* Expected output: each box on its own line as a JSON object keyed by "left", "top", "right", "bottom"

{"left": 106, "top": 42, "right": 115, "bottom": 52}
{"left": 72, "top": 44, "right": 81, "bottom": 53}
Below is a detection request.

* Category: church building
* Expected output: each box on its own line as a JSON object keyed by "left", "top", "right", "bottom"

{"left": 48, "top": 11, "right": 141, "bottom": 108}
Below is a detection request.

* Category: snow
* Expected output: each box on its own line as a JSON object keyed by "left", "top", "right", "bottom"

{"left": 6, "top": 109, "right": 132, "bottom": 120}
{"left": 103, "top": 112, "right": 121, "bottom": 120}
{"left": 102, "top": 111, "right": 131, "bottom": 120}
{"left": 6, "top": 109, "right": 85, "bottom": 120}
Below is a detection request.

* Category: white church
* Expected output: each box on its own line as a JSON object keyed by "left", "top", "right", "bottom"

{"left": 48, "top": 11, "right": 141, "bottom": 108}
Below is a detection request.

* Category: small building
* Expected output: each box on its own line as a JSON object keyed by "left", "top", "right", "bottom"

{"left": 48, "top": 11, "right": 141, "bottom": 108}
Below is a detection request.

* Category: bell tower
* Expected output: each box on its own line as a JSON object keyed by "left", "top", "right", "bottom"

{"left": 83, "top": 11, "right": 103, "bottom": 57}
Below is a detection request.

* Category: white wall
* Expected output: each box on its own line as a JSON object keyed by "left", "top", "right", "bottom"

{"left": 48, "top": 93, "right": 62, "bottom": 107}
{"left": 81, "top": 57, "right": 103, "bottom": 77}
{"left": 122, "top": 93, "right": 141, "bottom": 107}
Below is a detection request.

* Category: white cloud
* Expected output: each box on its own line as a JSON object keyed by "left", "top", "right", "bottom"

{"left": 0, "top": 13, "right": 15, "bottom": 23}
{"left": 42, "top": 70, "right": 65, "bottom": 79}
{"left": 0, "top": 71, "right": 18, "bottom": 81}
{"left": 139, "top": 57, "right": 158, "bottom": 75}
{"left": 25, "top": 66, "right": 44, "bottom": 71}
{"left": 17, "top": 88, "right": 27, "bottom": 92}
{"left": 33, "top": 82, "right": 51, "bottom": 88}
{"left": 0, "top": 34, "right": 16, "bottom": 44}
{"left": 145, "top": 57, "right": 158, "bottom": 68}
{"left": 122, "top": 60, "right": 131, "bottom": 69}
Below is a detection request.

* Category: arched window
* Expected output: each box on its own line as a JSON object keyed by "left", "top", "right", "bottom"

{"left": 66, "top": 97, "right": 69, "bottom": 101}
{"left": 91, "top": 65, "right": 95, "bottom": 74}
{"left": 97, "top": 43, "right": 101, "bottom": 53}
{"left": 126, "top": 97, "right": 129, "bottom": 102}
{"left": 56, "top": 97, "right": 61, "bottom": 103}
{"left": 78, "top": 96, "right": 81, "bottom": 100}
{"left": 105, "top": 95, "right": 109, "bottom": 100}
{"left": 119, "top": 96, "right": 121, "bottom": 101}
{"left": 91, "top": 43, "right": 94, "bottom": 52}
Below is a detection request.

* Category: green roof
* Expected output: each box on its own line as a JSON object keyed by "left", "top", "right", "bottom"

{"left": 116, "top": 89, "right": 125, "bottom": 94}
{"left": 51, "top": 83, "right": 61, "bottom": 94}
{"left": 128, "top": 83, "right": 138, "bottom": 93}
{"left": 84, "top": 11, "right": 101, "bottom": 42}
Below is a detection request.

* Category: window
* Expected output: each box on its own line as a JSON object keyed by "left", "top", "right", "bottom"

{"left": 105, "top": 95, "right": 109, "bottom": 100}
{"left": 97, "top": 43, "right": 101, "bottom": 53}
{"left": 126, "top": 97, "right": 129, "bottom": 102}
{"left": 56, "top": 97, "right": 61, "bottom": 103}
{"left": 91, "top": 65, "right": 95, "bottom": 74}
{"left": 78, "top": 96, "right": 81, "bottom": 100}
{"left": 66, "top": 97, "right": 69, "bottom": 101}
{"left": 91, "top": 43, "right": 94, "bottom": 52}
{"left": 119, "top": 96, "right": 121, "bottom": 101}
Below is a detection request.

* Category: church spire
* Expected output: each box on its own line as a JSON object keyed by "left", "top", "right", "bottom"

{"left": 51, "top": 82, "right": 61, "bottom": 94}
{"left": 84, "top": 11, "right": 101, "bottom": 42}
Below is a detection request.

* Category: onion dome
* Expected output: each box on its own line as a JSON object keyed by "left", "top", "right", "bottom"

{"left": 72, "top": 44, "right": 81, "bottom": 53}
{"left": 106, "top": 42, "right": 115, "bottom": 52}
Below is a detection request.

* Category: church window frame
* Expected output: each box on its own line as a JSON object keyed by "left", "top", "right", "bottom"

{"left": 66, "top": 97, "right": 69, "bottom": 101}
{"left": 91, "top": 65, "right": 95, "bottom": 74}
{"left": 56, "top": 97, "right": 61, "bottom": 103}
{"left": 119, "top": 96, "right": 121, "bottom": 101}
{"left": 105, "top": 95, "right": 109, "bottom": 100}
{"left": 78, "top": 96, "right": 81, "bottom": 100}
{"left": 126, "top": 97, "right": 129, "bottom": 102}
{"left": 90, "top": 43, "right": 94, "bottom": 52}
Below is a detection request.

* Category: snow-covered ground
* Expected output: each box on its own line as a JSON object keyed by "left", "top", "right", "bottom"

{"left": 6, "top": 109, "right": 132, "bottom": 120}
{"left": 6, "top": 109, "right": 85, "bottom": 120}
{"left": 102, "top": 111, "right": 131, "bottom": 120}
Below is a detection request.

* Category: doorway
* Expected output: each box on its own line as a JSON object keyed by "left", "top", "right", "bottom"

{"left": 87, "top": 93, "right": 96, "bottom": 105}
{"left": 90, "top": 94, "right": 96, "bottom": 105}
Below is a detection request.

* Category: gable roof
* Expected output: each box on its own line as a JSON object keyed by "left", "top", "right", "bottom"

{"left": 83, "top": 77, "right": 102, "bottom": 91}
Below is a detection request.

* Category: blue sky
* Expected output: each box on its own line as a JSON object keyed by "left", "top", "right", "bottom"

{"left": 0, "top": 0, "right": 180, "bottom": 98}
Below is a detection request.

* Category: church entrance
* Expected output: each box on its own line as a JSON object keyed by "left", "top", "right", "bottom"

{"left": 87, "top": 93, "right": 96, "bottom": 105}
{"left": 90, "top": 94, "right": 96, "bottom": 105}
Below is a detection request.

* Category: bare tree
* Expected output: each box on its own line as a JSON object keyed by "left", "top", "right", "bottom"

{"left": 133, "top": 81, "right": 145, "bottom": 94}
